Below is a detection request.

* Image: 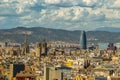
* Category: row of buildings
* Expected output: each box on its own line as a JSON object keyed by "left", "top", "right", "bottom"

{"left": 0, "top": 31, "right": 120, "bottom": 80}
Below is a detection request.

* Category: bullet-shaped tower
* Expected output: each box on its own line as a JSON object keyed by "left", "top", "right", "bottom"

{"left": 80, "top": 31, "right": 87, "bottom": 49}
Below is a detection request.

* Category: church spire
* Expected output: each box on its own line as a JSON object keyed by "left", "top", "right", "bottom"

{"left": 22, "top": 32, "right": 29, "bottom": 55}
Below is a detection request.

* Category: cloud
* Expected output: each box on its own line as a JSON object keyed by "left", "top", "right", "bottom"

{"left": 15, "top": 0, "right": 37, "bottom": 14}
{"left": 0, "top": 0, "right": 37, "bottom": 14}
{"left": 0, "top": 0, "right": 120, "bottom": 30}
{"left": 0, "top": 17, "right": 5, "bottom": 21}
{"left": 43, "top": 0, "right": 105, "bottom": 8}
{"left": 44, "top": 0, "right": 61, "bottom": 4}
{"left": 38, "top": 7, "right": 90, "bottom": 22}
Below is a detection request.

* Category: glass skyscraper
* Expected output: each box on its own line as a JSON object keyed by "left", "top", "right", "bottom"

{"left": 80, "top": 31, "right": 87, "bottom": 49}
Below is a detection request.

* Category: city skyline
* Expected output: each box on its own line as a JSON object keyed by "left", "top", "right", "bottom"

{"left": 0, "top": 0, "right": 120, "bottom": 30}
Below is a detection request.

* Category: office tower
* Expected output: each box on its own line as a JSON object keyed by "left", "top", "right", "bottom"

{"left": 10, "top": 63, "right": 25, "bottom": 79}
{"left": 44, "top": 64, "right": 62, "bottom": 80}
{"left": 41, "top": 39, "right": 47, "bottom": 55}
{"left": 36, "top": 42, "right": 41, "bottom": 57}
{"left": 5, "top": 42, "right": 8, "bottom": 47}
{"left": 80, "top": 31, "right": 87, "bottom": 49}
{"left": 44, "top": 65, "right": 50, "bottom": 80}
{"left": 22, "top": 33, "right": 29, "bottom": 55}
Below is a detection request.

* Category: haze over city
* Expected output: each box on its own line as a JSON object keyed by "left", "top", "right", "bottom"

{"left": 0, "top": 0, "right": 120, "bottom": 30}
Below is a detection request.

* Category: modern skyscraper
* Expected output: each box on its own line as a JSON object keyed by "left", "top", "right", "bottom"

{"left": 80, "top": 31, "right": 87, "bottom": 49}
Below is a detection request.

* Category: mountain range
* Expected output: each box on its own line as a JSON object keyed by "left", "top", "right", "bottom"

{"left": 95, "top": 27, "right": 120, "bottom": 32}
{"left": 0, "top": 27, "right": 120, "bottom": 43}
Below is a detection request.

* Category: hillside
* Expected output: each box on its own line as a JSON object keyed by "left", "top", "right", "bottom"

{"left": 0, "top": 27, "right": 120, "bottom": 43}
{"left": 95, "top": 27, "right": 120, "bottom": 32}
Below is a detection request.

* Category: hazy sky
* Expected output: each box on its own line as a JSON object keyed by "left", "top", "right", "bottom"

{"left": 0, "top": 0, "right": 120, "bottom": 30}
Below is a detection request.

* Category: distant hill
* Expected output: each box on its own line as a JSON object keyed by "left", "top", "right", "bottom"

{"left": 95, "top": 27, "right": 120, "bottom": 32}
{"left": 0, "top": 27, "right": 120, "bottom": 43}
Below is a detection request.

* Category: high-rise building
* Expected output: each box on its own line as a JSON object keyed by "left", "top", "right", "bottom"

{"left": 80, "top": 31, "right": 87, "bottom": 49}
{"left": 36, "top": 42, "right": 41, "bottom": 57}
{"left": 10, "top": 63, "right": 25, "bottom": 80}
{"left": 41, "top": 39, "right": 47, "bottom": 55}
{"left": 44, "top": 64, "right": 62, "bottom": 80}
{"left": 5, "top": 42, "right": 8, "bottom": 47}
